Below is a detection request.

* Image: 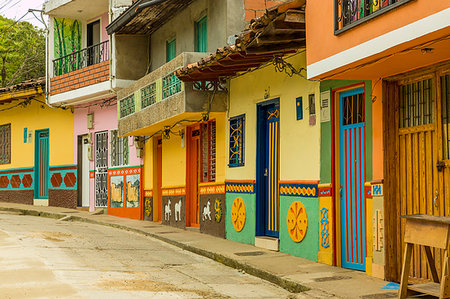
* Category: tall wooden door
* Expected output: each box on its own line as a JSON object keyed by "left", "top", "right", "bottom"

{"left": 339, "top": 87, "right": 366, "bottom": 271}
{"left": 257, "top": 100, "right": 280, "bottom": 238}
{"left": 95, "top": 131, "right": 108, "bottom": 207}
{"left": 35, "top": 129, "right": 49, "bottom": 199}
{"left": 384, "top": 64, "right": 450, "bottom": 282}
{"left": 187, "top": 125, "right": 201, "bottom": 227}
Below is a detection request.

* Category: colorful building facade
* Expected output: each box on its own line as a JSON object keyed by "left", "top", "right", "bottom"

{"left": 0, "top": 79, "right": 76, "bottom": 208}
{"left": 44, "top": 0, "right": 145, "bottom": 217}
{"left": 306, "top": 0, "right": 450, "bottom": 281}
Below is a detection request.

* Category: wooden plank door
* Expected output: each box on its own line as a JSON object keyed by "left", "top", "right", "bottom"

{"left": 186, "top": 125, "right": 201, "bottom": 227}
{"left": 256, "top": 99, "right": 280, "bottom": 238}
{"left": 35, "top": 129, "right": 49, "bottom": 199}
{"left": 339, "top": 87, "right": 366, "bottom": 271}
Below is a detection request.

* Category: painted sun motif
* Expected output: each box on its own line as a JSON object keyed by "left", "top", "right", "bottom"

{"left": 286, "top": 201, "right": 308, "bottom": 243}
{"left": 231, "top": 197, "right": 246, "bottom": 232}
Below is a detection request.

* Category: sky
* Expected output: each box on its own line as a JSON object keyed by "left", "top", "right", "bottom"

{"left": 1, "top": 0, "right": 47, "bottom": 28}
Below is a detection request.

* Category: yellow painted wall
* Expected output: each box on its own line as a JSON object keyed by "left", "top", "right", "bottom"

{"left": 0, "top": 94, "right": 74, "bottom": 170}
{"left": 161, "top": 131, "right": 186, "bottom": 188}
{"left": 226, "top": 51, "right": 321, "bottom": 181}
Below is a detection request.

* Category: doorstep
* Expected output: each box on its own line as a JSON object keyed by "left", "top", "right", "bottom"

{"left": 33, "top": 199, "right": 48, "bottom": 206}
{"left": 255, "top": 236, "right": 279, "bottom": 251}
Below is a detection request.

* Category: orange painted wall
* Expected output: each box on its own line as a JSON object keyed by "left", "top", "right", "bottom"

{"left": 371, "top": 80, "right": 383, "bottom": 180}
{"left": 306, "top": 0, "right": 448, "bottom": 66}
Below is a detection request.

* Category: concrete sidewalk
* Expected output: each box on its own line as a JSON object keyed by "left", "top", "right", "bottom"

{"left": 0, "top": 203, "right": 398, "bottom": 298}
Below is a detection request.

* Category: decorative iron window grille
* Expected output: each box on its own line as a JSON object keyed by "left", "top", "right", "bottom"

{"left": 441, "top": 75, "right": 450, "bottom": 160}
{"left": 141, "top": 82, "right": 157, "bottom": 109}
{"left": 53, "top": 40, "right": 109, "bottom": 76}
{"left": 229, "top": 115, "right": 245, "bottom": 167}
{"left": 0, "top": 123, "right": 11, "bottom": 165}
{"left": 120, "top": 94, "right": 135, "bottom": 118}
{"left": 343, "top": 92, "right": 365, "bottom": 125}
{"left": 162, "top": 73, "right": 182, "bottom": 100}
{"left": 334, "top": 0, "right": 413, "bottom": 34}
{"left": 399, "top": 79, "right": 434, "bottom": 128}
{"left": 110, "top": 130, "right": 129, "bottom": 167}
{"left": 200, "top": 120, "right": 216, "bottom": 183}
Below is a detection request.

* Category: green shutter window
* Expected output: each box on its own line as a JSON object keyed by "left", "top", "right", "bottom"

{"left": 166, "top": 38, "right": 176, "bottom": 62}
{"left": 195, "top": 16, "right": 207, "bottom": 53}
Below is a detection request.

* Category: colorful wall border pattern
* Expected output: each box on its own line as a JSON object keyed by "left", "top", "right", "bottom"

{"left": 199, "top": 183, "right": 225, "bottom": 195}
{"left": 49, "top": 165, "right": 77, "bottom": 190}
{"left": 162, "top": 186, "right": 186, "bottom": 196}
{"left": 225, "top": 180, "right": 255, "bottom": 194}
{"left": 0, "top": 168, "right": 34, "bottom": 190}
{"left": 279, "top": 181, "right": 318, "bottom": 198}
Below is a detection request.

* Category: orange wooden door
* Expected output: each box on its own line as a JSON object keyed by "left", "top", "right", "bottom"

{"left": 186, "top": 125, "right": 201, "bottom": 227}
{"left": 156, "top": 137, "right": 162, "bottom": 222}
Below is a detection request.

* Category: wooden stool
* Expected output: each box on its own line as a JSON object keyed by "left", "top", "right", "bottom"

{"left": 399, "top": 215, "right": 450, "bottom": 299}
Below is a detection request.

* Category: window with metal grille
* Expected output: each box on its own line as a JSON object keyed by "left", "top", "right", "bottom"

{"left": 120, "top": 94, "right": 135, "bottom": 118}
{"left": 229, "top": 115, "right": 245, "bottom": 167}
{"left": 399, "top": 79, "right": 434, "bottom": 128}
{"left": 195, "top": 16, "right": 207, "bottom": 53}
{"left": 200, "top": 120, "right": 216, "bottom": 183}
{"left": 110, "top": 130, "right": 129, "bottom": 167}
{"left": 162, "top": 73, "right": 182, "bottom": 99}
{"left": 441, "top": 75, "right": 450, "bottom": 160}
{"left": 0, "top": 123, "right": 11, "bottom": 165}
{"left": 342, "top": 92, "right": 365, "bottom": 125}
{"left": 141, "top": 82, "right": 157, "bottom": 109}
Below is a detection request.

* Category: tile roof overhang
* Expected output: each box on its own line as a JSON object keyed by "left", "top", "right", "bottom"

{"left": 176, "top": 0, "right": 306, "bottom": 82}
{"left": 0, "top": 78, "right": 45, "bottom": 105}
{"left": 106, "top": 0, "right": 195, "bottom": 35}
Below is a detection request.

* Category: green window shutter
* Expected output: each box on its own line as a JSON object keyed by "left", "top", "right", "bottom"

{"left": 166, "top": 38, "right": 176, "bottom": 62}
{"left": 195, "top": 16, "right": 207, "bottom": 53}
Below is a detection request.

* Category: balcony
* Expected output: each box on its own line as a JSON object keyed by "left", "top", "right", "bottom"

{"left": 50, "top": 41, "right": 110, "bottom": 101}
{"left": 117, "top": 52, "right": 227, "bottom": 136}
{"left": 334, "top": 0, "right": 413, "bottom": 34}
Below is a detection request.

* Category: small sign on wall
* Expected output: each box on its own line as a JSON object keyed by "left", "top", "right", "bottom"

{"left": 320, "top": 91, "right": 331, "bottom": 122}
{"left": 24, "top": 128, "right": 27, "bottom": 143}
{"left": 296, "top": 97, "right": 303, "bottom": 120}
{"left": 28, "top": 130, "right": 33, "bottom": 143}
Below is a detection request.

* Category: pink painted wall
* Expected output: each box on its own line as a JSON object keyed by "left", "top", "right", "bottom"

{"left": 88, "top": 12, "right": 109, "bottom": 42}
{"left": 74, "top": 100, "right": 142, "bottom": 211}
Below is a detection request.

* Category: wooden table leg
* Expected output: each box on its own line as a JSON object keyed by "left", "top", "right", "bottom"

{"left": 425, "top": 245, "right": 440, "bottom": 283}
{"left": 440, "top": 249, "right": 449, "bottom": 299}
{"left": 399, "top": 243, "right": 413, "bottom": 299}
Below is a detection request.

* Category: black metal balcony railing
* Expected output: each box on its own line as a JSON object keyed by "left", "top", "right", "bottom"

{"left": 53, "top": 40, "right": 109, "bottom": 76}
{"left": 334, "top": 0, "right": 413, "bottom": 34}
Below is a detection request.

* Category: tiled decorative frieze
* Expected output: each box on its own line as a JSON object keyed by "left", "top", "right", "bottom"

{"left": 225, "top": 181, "right": 255, "bottom": 194}
{"left": 279, "top": 181, "right": 318, "bottom": 198}
{"left": 162, "top": 186, "right": 186, "bottom": 196}
{"left": 0, "top": 168, "right": 34, "bottom": 190}
{"left": 199, "top": 183, "right": 225, "bottom": 195}
{"left": 49, "top": 165, "right": 77, "bottom": 190}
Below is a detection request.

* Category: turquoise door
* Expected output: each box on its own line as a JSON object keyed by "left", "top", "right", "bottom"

{"left": 35, "top": 129, "right": 49, "bottom": 199}
{"left": 339, "top": 87, "right": 366, "bottom": 271}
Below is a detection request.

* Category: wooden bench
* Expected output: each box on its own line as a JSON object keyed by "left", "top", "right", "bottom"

{"left": 399, "top": 215, "right": 450, "bottom": 299}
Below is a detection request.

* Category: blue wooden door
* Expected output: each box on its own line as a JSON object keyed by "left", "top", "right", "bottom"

{"left": 339, "top": 87, "right": 366, "bottom": 271}
{"left": 35, "top": 129, "right": 49, "bottom": 199}
{"left": 257, "top": 100, "right": 280, "bottom": 238}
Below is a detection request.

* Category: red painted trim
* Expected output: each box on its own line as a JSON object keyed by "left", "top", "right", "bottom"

{"left": 225, "top": 179, "right": 256, "bottom": 183}
{"left": 331, "top": 88, "right": 337, "bottom": 266}
{"left": 332, "top": 82, "right": 365, "bottom": 93}
{"left": 278, "top": 180, "right": 320, "bottom": 184}
{"left": 0, "top": 168, "right": 34, "bottom": 174}
{"left": 49, "top": 166, "right": 77, "bottom": 171}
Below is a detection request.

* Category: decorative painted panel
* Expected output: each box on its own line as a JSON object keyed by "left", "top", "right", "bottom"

{"left": 0, "top": 168, "right": 34, "bottom": 190}
{"left": 225, "top": 181, "right": 255, "bottom": 194}
{"left": 199, "top": 183, "right": 225, "bottom": 195}
{"left": 320, "top": 207, "right": 330, "bottom": 248}
{"left": 53, "top": 18, "right": 81, "bottom": 60}
{"left": 49, "top": 165, "right": 77, "bottom": 190}
{"left": 108, "top": 166, "right": 142, "bottom": 209}
{"left": 279, "top": 182, "right": 318, "bottom": 198}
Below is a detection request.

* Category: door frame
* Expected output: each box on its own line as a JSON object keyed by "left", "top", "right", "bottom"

{"left": 256, "top": 98, "right": 280, "bottom": 237}
{"left": 34, "top": 128, "right": 50, "bottom": 199}
{"left": 186, "top": 124, "right": 201, "bottom": 227}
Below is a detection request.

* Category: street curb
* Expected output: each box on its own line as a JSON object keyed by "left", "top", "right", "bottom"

{"left": 0, "top": 206, "right": 309, "bottom": 293}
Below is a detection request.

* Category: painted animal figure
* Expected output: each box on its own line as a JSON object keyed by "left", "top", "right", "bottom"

{"left": 164, "top": 199, "right": 171, "bottom": 221}
{"left": 174, "top": 199, "right": 182, "bottom": 222}
{"left": 202, "top": 200, "right": 211, "bottom": 221}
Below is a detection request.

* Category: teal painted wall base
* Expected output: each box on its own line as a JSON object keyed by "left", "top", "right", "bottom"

{"left": 225, "top": 192, "right": 256, "bottom": 245}
{"left": 279, "top": 195, "right": 319, "bottom": 262}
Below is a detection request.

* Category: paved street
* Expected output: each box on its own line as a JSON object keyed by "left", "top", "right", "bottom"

{"left": 0, "top": 211, "right": 301, "bottom": 299}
